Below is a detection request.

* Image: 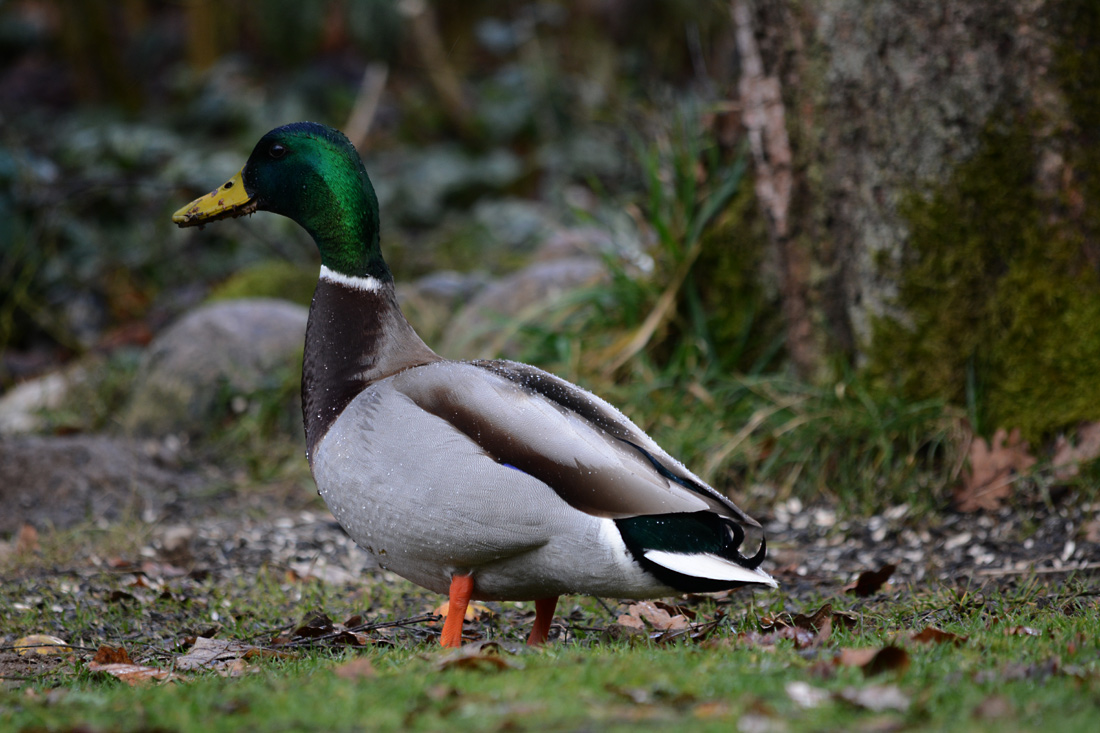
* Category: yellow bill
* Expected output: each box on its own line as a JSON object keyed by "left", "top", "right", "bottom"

{"left": 172, "top": 168, "right": 257, "bottom": 227}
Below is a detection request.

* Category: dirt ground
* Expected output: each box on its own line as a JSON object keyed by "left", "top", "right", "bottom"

{"left": 3, "top": 469, "right": 1097, "bottom": 684}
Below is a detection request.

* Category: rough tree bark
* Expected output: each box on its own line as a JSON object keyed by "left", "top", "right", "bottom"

{"left": 733, "top": 0, "right": 1099, "bottom": 437}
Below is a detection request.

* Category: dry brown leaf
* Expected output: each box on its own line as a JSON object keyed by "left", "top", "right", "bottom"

{"left": 1084, "top": 519, "right": 1100, "bottom": 544}
{"left": 86, "top": 661, "right": 180, "bottom": 685}
{"left": 293, "top": 612, "right": 336, "bottom": 638}
{"left": 1052, "top": 422, "right": 1100, "bottom": 479}
{"left": 912, "top": 627, "right": 968, "bottom": 646}
{"left": 618, "top": 601, "right": 689, "bottom": 631}
{"left": 13, "top": 634, "right": 69, "bottom": 656}
{"left": 845, "top": 564, "right": 897, "bottom": 597}
{"left": 88, "top": 643, "right": 176, "bottom": 684}
{"left": 332, "top": 657, "right": 376, "bottom": 680}
{"left": 434, "top": 641, "right": 522, "bottom": 672}
{"left": 835, "top": 648, "right": 879, "bottom": 668}
{"left": 175, "top": 637, "right": 290, "bottom": 672}
{"left": 92, "top": 645, "right": 133, "bottom": 665}
{"left": 753, "top": 603, "right": 843, "bottom": 650}
{"left": 790, "top": 604, "right": 835, "bottom": 632}
{"left": 432, "top": 600, "right": 494, "bottom": 623}
{"left": 862, "top": 645, "right": 910, "bottom": 677}
{"left": 836, "top": 645, "right": 910, "bottom": 677}
{"left": 955, "top": 427, "right": 1036, "bottom": 512}
{"left": 777, "top": 625, "right": 820, "bottom": 649}
{"left": 652, "top": 600, "right": 697, "bottom": 621}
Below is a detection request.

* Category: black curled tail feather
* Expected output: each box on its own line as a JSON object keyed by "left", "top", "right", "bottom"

{"left": 721, "top": 518, "right": 765, "bottom": 570}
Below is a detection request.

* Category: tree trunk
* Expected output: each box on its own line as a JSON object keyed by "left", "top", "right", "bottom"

{"left": 734, "top": 0, "right": 1100, "bottom": 438}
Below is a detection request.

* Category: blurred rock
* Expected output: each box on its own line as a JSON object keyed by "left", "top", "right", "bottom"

{"left": 397, "top": 270, "right": 491, "bottom": 349}
{"left": 122, "top": 299, "right": 307, "bottom": 437}
{"left": 0, "top": 370, "right": 77, "bottom": 436}
{"left": 441, "top": 255, "right": 608, "bottom": 358}
{"left": 472, "top": 198, "right": 556, "bottom": 253}
{"left": 0, "top": 435, "right": 200, "bottom": 534}
{"left": 532, "top": 226, "right": 617, "bottom": 262}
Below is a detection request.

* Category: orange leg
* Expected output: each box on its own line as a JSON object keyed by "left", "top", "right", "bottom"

{"left": 527, "top": 596, "right": 559, "bottom": 646}
{"left": 441, "top": 574, "right": 474, "bottom": 647}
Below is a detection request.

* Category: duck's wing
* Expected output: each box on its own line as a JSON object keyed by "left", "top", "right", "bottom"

{"left": 391, "top": 359, "right": 758, "bottom": 527}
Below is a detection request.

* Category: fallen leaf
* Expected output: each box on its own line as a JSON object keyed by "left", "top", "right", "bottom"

{"left": 776, "top": 625, "right": 819, "bottom": 649}
{"left": 845, "top": 564, "right": 897, "bottom": 597}
{"left": 92, "top": 645, "right": 133, "bottom": 665}
{"left": 790, "top": 604, "right": 835, "bottom": 632}
{"left": 332, "top": 657, "right": 376, "bottom": 680}
{"left": 756, "top": 603, "right": 836, "bottom": 649}
{"left": 175, "top": 637, "right": 290, "bottom": 673}
{"left": 652, "top": 600, "right": 697, "bottom": 621}
{"left": 837, "top": 684, "right": 910, "bottom": 712}
{"left": 836, "top": 645, "right": 910, "bottom": 677}
{"left": 86, "top": 661, "right": 180, "bottom": 685}
{"left": 861, "top": 646, "right": 910, "bottom": 677}
{"left": 433, "top": 600, "right": 495, "bottom": 622}
{"left": 1052, "top": 422, "right": 1100, "bottom": 479}
{"left": 785, "top": 681, "right": 830, "bottom": 709}
{"left": 835, "top": 648, "right": 879, "bottom": 668}
{"left": 1084, "top": 519, "right": 1100, "bottom": 544}
{"left": 14, "top": 634, "right": 69, "bottom": 656}
{"left": 293, "top": 612, "right": 336, "bottom": 638}
{"left": 618, "top": 601, "right": 689, "bottom": 631}
{"left": 955, "top": 427, "right": 1036, "bottom": 512}
{"left": 434, "top": 641, "right": 522, "bottom": 672}
{"left": 912, "top": 627, "right": 967, "bottom": 646}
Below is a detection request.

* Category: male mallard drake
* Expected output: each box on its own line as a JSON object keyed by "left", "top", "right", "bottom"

{"left": 173, "top": 122, "right": 776, "bottom": 647}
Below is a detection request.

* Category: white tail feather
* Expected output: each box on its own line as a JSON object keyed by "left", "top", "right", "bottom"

{"left": 644, "top": 550, "right": 778, "bottom": 588}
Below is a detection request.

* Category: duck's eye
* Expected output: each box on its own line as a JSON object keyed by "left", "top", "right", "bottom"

{"left": 269, "top": 143, "right": 287, "bottom": 160}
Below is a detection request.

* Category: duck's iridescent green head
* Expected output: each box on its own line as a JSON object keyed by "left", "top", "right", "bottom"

{"left": 173, "top": 122, "right": 388, "bottom": 280}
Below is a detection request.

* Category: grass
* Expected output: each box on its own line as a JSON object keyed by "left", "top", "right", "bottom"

{"left": 2, "top": 545, "right": 1098, "bottom": 732}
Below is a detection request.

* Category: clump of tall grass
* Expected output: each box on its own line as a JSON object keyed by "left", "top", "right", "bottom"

{"left": 512, "top": 105, "right": 963, "bottom": 514}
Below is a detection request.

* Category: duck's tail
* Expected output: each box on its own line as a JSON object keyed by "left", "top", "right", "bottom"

{"left": 615, "top": 512, "right": 778, "bottom": 593}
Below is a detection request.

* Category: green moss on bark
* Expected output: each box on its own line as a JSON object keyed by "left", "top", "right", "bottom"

{"left": 870, "top": 121, "right": 1100, "bottom": 441}
{"left": 869, "top": 0, "right": 1100, "bottom": 442}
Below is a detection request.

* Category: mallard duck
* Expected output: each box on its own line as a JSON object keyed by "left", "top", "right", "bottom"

{"left": 173, "top": 122, "right": 776, "bottom": 647}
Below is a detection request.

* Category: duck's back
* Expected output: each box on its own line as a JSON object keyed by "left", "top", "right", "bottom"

{"left": 312, "top": 360, "right": 683, "bottom": 599}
